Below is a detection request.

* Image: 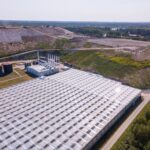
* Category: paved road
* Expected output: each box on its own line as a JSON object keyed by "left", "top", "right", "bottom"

{"left": 0, "top": 46, "right": 134, "bottom": 61}
{"left": 100, "top": 92, "right": 150, "bottom": 150}
{"left": 0, "top": 50, "right": 39, "bottom": 61}
{"left": 0, "top": 49, "right": 62, "bottom": 61}
{"left": 0, "top": 60, "right": 34, "bottom": 65}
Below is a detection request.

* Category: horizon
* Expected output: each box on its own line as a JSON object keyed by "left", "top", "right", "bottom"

{"left": 1, "top": 20, "right": 150, "bottom": 24}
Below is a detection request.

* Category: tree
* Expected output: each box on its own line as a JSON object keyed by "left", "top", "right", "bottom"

{"left": 53, "top": 38, "right": 70, "bottom": 49}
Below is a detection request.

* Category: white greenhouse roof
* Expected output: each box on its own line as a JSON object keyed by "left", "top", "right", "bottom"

{"left": 0, "top": 69, "right": 141, "bottom": 150}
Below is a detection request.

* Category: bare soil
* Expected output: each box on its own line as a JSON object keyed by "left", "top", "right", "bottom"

{"left": 88, "top": 38, "right": 150, "bottom": 50}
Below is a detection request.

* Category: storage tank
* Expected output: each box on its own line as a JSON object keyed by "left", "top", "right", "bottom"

{"left": 24, "top": 62, "right": 32, "bottom": 70}
{"left": 0, "top": 65, "right": 3, "bottom": 76}
{"left": 33, "top": 61, "right": 38, "bottom": 65}
{"left": 3, "top": 63, "right": 13, "bottom": 75}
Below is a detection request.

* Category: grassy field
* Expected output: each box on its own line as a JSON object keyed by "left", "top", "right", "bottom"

{"left": 0, "top": 49, "right": 150, "bottom": 89}
{"left": 111, "top": 102, "right": 150, "bottom": 150}
{"left": 0, "top": 68, "right": 33, "bottom": 89}
{"left": 60, "top": 50, "right": 150, "bottom": 89}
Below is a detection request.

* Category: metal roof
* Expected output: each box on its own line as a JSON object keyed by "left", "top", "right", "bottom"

{"left": 0, "top": 69, "right": 141, "bottom": 150}
{"left": 28, "top": 65, "right": 48, "bottom": 72}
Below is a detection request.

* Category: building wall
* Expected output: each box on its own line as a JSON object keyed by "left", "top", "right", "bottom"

{"left": 27, "top": 67, "right": 41, "bottom": 77}
{"left": 27, "top": 66, "right": 59, "bottom": 77}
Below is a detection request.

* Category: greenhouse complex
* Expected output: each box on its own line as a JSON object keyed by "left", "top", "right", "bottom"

{"left": 0, "top": 69, "right": 141, "bottom": 150}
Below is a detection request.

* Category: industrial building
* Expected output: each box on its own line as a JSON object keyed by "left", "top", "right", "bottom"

{"left": 27, "top": 54, "right": 60, "bottom": 77}
{"left": 0, "top": 69, "right": 141, "bottom": 150}
{"left": 27, "top": 65, "right": 52, "bottom": 77}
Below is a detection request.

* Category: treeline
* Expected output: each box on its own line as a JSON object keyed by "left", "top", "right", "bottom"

{"left": 121, "top": 28, "right": 150, "bottom": 40}
{"left": 66, "top": 27, "right": 150, "bottom": 41}
{"left": 112, "top": 103, "right": 150, "bottom": 150}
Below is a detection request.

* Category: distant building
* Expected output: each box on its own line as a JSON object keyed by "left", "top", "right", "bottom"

{"left": 111, "top": 27, "right": 119, "bottom": 31}
{"left": 129, "top": 33, "right": 137, "bottom": 37}
{"left": 103, "top": 33, "right": 107, "bottom": 38}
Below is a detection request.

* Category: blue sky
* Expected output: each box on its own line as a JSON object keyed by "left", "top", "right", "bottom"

{"left": 0, "top": 0, "right": 150, "bottom": 22}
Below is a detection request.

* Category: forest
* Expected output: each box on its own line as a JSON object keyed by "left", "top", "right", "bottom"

{"left": 66, "top": 27, "right": 150, "bottom": 41}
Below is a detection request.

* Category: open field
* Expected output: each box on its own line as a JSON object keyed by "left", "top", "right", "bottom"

{"left": 0, "top": 68, "right": 33, "bottom": 89}
{"left": 134, "top": 46, "right": 150, "bottom": 61}
{"left": 88, "top": 38, "right": 150, "bottom": 50}
{"left": 1, "top": 26, "right": 150, "bottom": 58}
{"left": 60, "top": 50, "right": 150, "bottom": 89}
{"left": 111, "top": 101, "right": 150, "bottom": 150}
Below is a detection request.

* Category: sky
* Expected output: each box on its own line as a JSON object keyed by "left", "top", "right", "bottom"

{"left": 0, "top": 0, "right": 150, "bottom": 22}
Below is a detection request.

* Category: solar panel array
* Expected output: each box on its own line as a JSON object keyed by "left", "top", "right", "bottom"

{"left": 0, "top": 69, "right": 141, "bottom": 150}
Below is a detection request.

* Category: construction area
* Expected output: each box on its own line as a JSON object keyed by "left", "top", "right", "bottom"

{"left": 0, "top": 68, "right": 141, "bottom": 150}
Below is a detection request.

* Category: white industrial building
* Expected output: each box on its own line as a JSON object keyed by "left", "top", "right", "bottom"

{"left": 27, "top": 65, "right": 51, "bottom": 77}
{"left": 27, "top": 54, "right": 60, "bottom": 77}
{"left": 0, "top": 69, "right": 141, "bottom": 150}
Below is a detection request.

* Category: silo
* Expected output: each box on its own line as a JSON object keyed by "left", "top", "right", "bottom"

{"left": 3, "top": 63, "right": 13, "bottom": 75}
{"left": 24, "top": 63, "right": 28, "bottom": 70}
{"left": 28, "top": 63, "right": 32, "bottom": 66}
{"left": 0, "top": 65, "right": 3, "bottom": 76}
{"left": 33, "top": 61, "right": 38, "bottom": 65}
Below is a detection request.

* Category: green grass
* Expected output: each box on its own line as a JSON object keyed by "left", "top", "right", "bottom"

{"left": 0, "top": 69, "right": 33, "bottom": 89}
{"left": 60, "top": 50, "right": 150, "bottom": 89}
{"left": 0, "top": 71, "right": 19, "bottom": 81}
{"left": 0, "top": 76, "right": 33, "bottom": 89}
{"left": 110, "top": 56, "right": 150, "bottom": 68}
{"left": 1, "top": 50, "right": 150, "bottom": 89}
{"left": 111, "top": 102, "right": 150, "bottom": 150}
{"left": 15, "top": 68, "right": 27, "bottom": 76}
{"left": 83, "top": 42, "right": 92, "bottom": 48}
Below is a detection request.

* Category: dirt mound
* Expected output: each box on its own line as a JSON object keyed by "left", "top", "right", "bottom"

{"left": 32, "top": 27, "right": 75, "bottom": 39}
{"left": 0, "top": 26, "right": 77, "bottom": 54}
{"left": 0, "top": 27, "right": 75, "bottom": 44}
{"left": 0, "top": 28, "right": 23, "bottom": 43}
{"left": 88, "top": 38, "right": 150, "bottom": 50}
